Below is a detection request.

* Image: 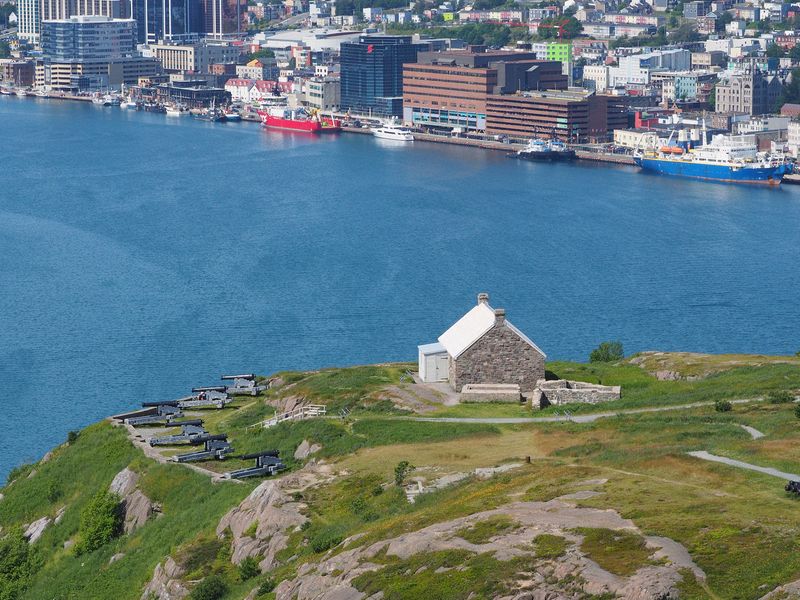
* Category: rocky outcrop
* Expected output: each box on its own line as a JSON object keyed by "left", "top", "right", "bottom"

{"left": 294, "top": 440, "right": 322, "bottom": 461}
{"left": 110, "top": 467, "right": 155, "bottom": 534}
{"left": 140, "top": 557, "right": 190, "bottom": 600}
{"left": 24, "top": 517, "right": 51, "bottom": 543}
{"left": 759, "top": 579, "right": 800, "bottom": 599}
{"left": 216, "top": 480, "right": 307, "bottom": 571}
{"left": 274, "top": 499, "right": 704, "bottom": 600}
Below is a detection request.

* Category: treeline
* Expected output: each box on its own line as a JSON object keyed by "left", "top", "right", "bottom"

{"left": 335, "top": 0, "right": 409, "bottom": 16}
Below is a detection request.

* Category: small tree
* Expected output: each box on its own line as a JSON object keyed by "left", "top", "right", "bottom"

{"left": 238, "top": 556, "right": 260, "bottom": 581}
{"left": 767, "top": 390, "right": 794, "bottom": 404}
{"left": 189, "top": 575, "right": 227, "bottom": 600}
{"left": 67, "top": 430, "right": 79, "bottom": 444}
{"left": 74, "top": 490, "right": 123, "bottom": 555}
{"left": 715, "top": 400, "right": 732, "bottom": 412}
{"left": 394, "top": 461, "right": 414, "bottom": 486}
{"left": 589, "top": 341, "right": 624, "bottom": 363}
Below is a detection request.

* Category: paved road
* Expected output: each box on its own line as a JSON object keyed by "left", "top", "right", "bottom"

{"left": 412, "top": 398, "right": 758, "bottom": 425}
{"left": 688, "top": 451, "right": 800, "bottom": 481}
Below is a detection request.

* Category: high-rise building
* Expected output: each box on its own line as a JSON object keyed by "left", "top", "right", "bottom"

{"left": 38, "top": 16, "right": 159, "bottom": 89}
{"left": 17, "top": 0, "right": 41, "bottom": 44}
{"left": 132, "top": 0, "right": 202, "bottom": 44}
{"left": 340, "top": 35, "right": 423, "bottom": 117}
{"left": 200, "top": 0, "right": 245, "bottom": 38}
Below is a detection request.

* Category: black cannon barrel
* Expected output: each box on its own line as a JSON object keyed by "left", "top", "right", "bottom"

{"left": 189, "top": 433, "right": 228, "bottom": 445}
{"left": 141, "top": 400, "right": 180, "bottom": 408}
{"left": 191, "top": 386, "right": 227, "bottom": 393}
{"left": 238, "top": 450, "right": 280, "bottom": 460}
{"left": 165, "top": 419, "right": 204, "bottom": 428}
{"left": 221, "top": 374, "right": 256, "bottom": 380}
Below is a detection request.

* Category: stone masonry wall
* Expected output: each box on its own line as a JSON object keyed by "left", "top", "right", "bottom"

{"left": 450, "top": 323, "right": 545, "bottom": 392}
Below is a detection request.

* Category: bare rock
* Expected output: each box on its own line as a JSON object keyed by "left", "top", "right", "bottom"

{"left": 0, "top": 493, "right": 4, "bottom": 502}
{"left": 41, "top": 451, "right": 53, "bottom": 464}
{"left": 294, "top": 440, "right": 323, "bottom": 460}
{"left": 24, "top": 517, "right": 51, "bottom": 543}
{"left": 109, "top": 553, "right": 125, "bottom": 564}
{"left": 27, "top": 469, "right": 37, "bottom": 479}
{"left": 216, "top": 480, "right": 307, "bottom": 571}
{"left": 758, "top": 578, "right": 800, "bottom": 599}
{"left": 141, "top": 557, "right": 190, "bottom": 600}
{"left": 63, "top": 539, "right": 74, "bottom": 550}
{"left": 110, "top": 467, "right": 154, "bottom": 534}
{"left": 54, "top": 506, "right": 66, "bottom": 525}
{"left": 655, "top": 371, "right": 681, "bottom": 381}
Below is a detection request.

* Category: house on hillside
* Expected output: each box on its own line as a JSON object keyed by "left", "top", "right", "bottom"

{"left": 418, "top": 293, "right": 546, "bottom": 392}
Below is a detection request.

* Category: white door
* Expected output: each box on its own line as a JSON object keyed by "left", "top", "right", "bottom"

{"left": 434, "top": 353, "right": 449, "bottom": 382}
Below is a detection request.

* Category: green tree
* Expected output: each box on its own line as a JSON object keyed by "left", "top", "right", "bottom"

{"left": 538, "top": 16, "right": 583, "bottom": 40}
{"left": 74, "top": 490, "right": 123, "bottom": 555}
{"left": 715, "top": 400, "right": 732, "bottom": 412}
{"left": 0, "top": 41, "right": 10, "bottom": 59}
{"left": 589, "top": 341, "right": 624, "bottom": 363}
{"left": 669, "top": 22, "right": 701, "bottom": 43}
{"left": 0, "top": 527, "right": 42, "bottom": 600}
{"left": 777, "top": 68, "right": 800, "bottom": 109}
{"left": 238, "top": 556, "right": 260, "bottom": 581}
{"left": 394, "top": 460, "right": 414, "bottom": 486}
{"left": 189, "top": 575, "right": 228, "bottom": 600}
{"left": 767, "top": 43, "right": 785, "bottom": 58}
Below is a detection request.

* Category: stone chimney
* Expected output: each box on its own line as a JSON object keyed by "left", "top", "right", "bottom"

{"left": 494, "top": 308, "right": 506, "bottom": 324}
{"left": 477, "top": 292, "right": 489, "bottom": 305}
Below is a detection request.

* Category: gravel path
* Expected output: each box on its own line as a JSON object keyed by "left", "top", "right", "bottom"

{"left": 412, "top": 398, "right": 758, "bottom": 424}
{"left": 740, "top": 424, "right": 765, "bottom": 440}
{"left": 687, "top": 451, "right": 800, "bottom": 481}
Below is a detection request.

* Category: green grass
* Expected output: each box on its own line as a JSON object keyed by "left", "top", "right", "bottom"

{"left": 455, "top": 515, "right": 519, "bottom": 544}
{"left": 532, "top": 534, "right": 568, "bottom": 559}
{"left": 575, "top": 528, "right": 652, "bottom": 576}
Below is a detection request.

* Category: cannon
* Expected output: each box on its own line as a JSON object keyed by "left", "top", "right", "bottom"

{"left": 149, "top": 420, "right": 207, "bottom": 446}
{"left": 226, "top": 450, "right": 285, "bottom": 479}
{"left": 141, "top": 400, "right": 182, "bottom": 408}
{"left": 221, "top": 374, "right": 266, "bottom": 396}
{"left": 179, "top": 387, "right": 231, "bottom": 409}
{"left": 172, "top": 434, "right": 233, "bottom": 463}
{"left": 785, "top": 481, "right": 800, "bottom": 496}
{"left": 125, "top": 403, "right": 184, "bottom": 426}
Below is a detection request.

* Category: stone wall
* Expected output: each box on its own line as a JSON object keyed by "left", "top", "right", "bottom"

{"left": 530, "top": 379, "right": 621, "bottom": 409}
{"left": 450, "top": 322, "right": 545, "bottom": 392}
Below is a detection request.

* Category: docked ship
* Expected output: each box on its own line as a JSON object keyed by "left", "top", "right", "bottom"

{"left": 516, "top": 138, "right": 576, "bottom": 161}
{"left": 371, "top": 121, "right": 414, "bottom": 141}
{"left": 634, "top": 133, "right": 793, "bottom": 185}
{"left": 258, "top": 107, "right": 341, "bottom": 133}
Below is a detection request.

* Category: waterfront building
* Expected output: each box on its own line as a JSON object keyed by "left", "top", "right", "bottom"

{"left": 0, "top": 58, "right": 36, "bottom": 86}
{"left": 787, "top": 120, "right": 800, "bottom": 157}
{"left": 304, "top": 76, "right": 339, "bottom": 110}
{"left": 402, "top": 49, "right": 567, "bottom": 131}
{"left": 17, "top": 0, "right": 40, "bottom": 44}
{"left": 485, "top": 89, "right": 627, "bottom": 143}
{"left": 151, "top": 40, "right": 241, "bottom": 73}
{"left": 340, "top": 35, "right": 424, "bottom": 118}
{"left": 154, "top": 79, "right": 229, "bottom": 106}
{"left": 236, "top": 58, "right": 278, "bottom": 80}
{"left": 38, "top": 16, "right": 158, "bottom": 90}
{"left": 715, "top": 70, "right": 782, "bottom": 115}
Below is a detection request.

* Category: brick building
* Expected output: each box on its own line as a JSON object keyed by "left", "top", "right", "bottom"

{"left": 418, "top": 293, "right": 546, "bottom": 392}
{"left": 402, "top": 49, "right": 566, "bottom": 131}
{"left": 485, "top": 89, "right": 627, "bottom": 142}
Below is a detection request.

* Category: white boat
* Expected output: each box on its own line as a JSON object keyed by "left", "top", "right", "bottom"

{"left": 34, "top": 89, "right": 50, "bottom": 98}
{"left": 15, "top": 89, "right": 28, "bottom": 98}
{"left": 371, "top": 121, "right": 414, "bottom": 142}
{"left": 223, "top": 110, "right": 241, "bottom": 121}
{"left": 121, "top": 100, "right": 138, "bottom": 109}
{"left": 165, "top": 104, "right": 187, "bottom": 117}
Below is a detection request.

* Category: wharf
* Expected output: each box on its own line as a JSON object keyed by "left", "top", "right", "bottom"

{"left": 574, "top": 150, "right": 636, "bottom": 165}
{"left": 343, "top": 125, "right": 524, "bottom": 153}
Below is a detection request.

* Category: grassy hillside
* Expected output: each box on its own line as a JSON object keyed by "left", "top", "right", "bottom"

{"left": 1, "top": 353, "right": 799, "bottom": 600}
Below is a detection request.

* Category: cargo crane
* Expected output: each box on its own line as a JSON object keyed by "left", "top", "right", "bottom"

{"left": 148, "top": 420, "right": 207, "bottom": 446}
{"left": 226, "top": 450, "right": 286, "bottom": 479}
{"left": 172, "top": 434, "right": 233, "bottom": 463}
{"left": 125, "top": 401, "right": 184, "bottom": 426}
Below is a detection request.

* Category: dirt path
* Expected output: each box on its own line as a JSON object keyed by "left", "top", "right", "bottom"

{"left": 687, "top": 451, "right": 800, "bottom": 481}
{"left": 740, "top": 424, "right": 765, "bottom": 440}
{"left": 411, "top": 397, "right": 760, "bottom": 425}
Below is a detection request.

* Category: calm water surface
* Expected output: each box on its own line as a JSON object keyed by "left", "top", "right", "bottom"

{"left": 2, "top": 97, "right": 800, "bottom": 479}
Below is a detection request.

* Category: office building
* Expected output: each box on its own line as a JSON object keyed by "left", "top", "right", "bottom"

{"left": 485, "top": 89, "right": 627, "bottom": 142}
{"left": 17, "top": 0, "right": 40, "bottom": 43}
{"left": 402, "top": 50, "right": 567, "bottom": 131}
{"left": 200, "top": 0, "right": 245, "bottom": 38}
{"left": 715, "top": 70, "right": 782, "bottom": 115}
{"left": 340, "top": 35, "right": 424, "bottom": 117}
{"left": 151, "top": 40, "right": 241, "bottom": 73}
{"left": 132, "top": 0, "right": 201, "bottom": 44}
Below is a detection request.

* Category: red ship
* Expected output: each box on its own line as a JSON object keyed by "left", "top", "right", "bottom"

{"left": 257, "top": 107, "right": 341, "bottom": 133}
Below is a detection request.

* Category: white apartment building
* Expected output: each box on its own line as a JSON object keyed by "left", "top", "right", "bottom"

{"left": 16, "top": 0, "right": 39, "bottom": 44}
{"left": 583, "top": 64, "right": 609, "bottom": 91}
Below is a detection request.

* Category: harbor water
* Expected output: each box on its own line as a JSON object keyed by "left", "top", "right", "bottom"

{"left": 1, "top": 96, "right": 800, "bottom": 479}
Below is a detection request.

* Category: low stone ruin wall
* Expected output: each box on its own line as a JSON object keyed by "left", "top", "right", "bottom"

{"left": 530, "top": 379, "right": 621, "bottom": 409}
{"left": 460, "top": 383, "right": 522, "bottom": 403}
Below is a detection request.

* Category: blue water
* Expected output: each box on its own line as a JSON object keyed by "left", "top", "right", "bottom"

{"left": 1, "top": 96, "right": 800, "bottom": 480}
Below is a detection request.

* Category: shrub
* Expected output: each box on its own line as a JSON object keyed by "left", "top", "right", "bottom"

{"left": 189, "top": 575, "right": 227, "bottom": 600}
{"left": 257, "top": 578, "right": 276, "bottom": 595}
{"left": 67, "top": 430, "right": 80, "bottom": 444}
{"left": 243, "top": 521, "right": 258, "bottom": 538}
{"left": 238, "top": 556, "right": 260, "bottom": 581}
{"left": 795, "top": 404, "right": 800, "bottom": 419}
{"left": 533, "top": 534, "right": 568, "bottom": 559}
{"left": 715, "top": 400, "right": 732, "bottom": 413}
{"left": 394, "top": 460, "right": 414, "bottom": 486}
{"left": 589, "top": 341, "right": 624, "bottom": 363}
{"left": 767, "top": 390, "right": 794, "bottom": 404}
{"left": 6, "top": 463, "right": 34, "bottom": 484}
{"left": 46, "top": 481, "right": 62, "bottom": 503}
{"left": 0, "top": 526, "right": 42, "bottom": 599}
{"left": 309, "top": 527, "right": 344, "bottom": 553}
{"left": 74, "top": 490, "right": 123, "bottom": 555}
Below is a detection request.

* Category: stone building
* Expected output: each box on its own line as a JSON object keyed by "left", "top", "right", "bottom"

{"left": 418, "top": 293, "right": 546, "bottom": 392}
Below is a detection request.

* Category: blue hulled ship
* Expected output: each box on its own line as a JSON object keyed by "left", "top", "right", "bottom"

{"left": 634, "top": 133, "right": 793, "bottom": 185}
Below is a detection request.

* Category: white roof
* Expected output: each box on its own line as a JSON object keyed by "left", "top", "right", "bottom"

{"left": 437, "top": 301, "right": 547, "bottom": 360}
{"left": 418, "top": 341, "right": 446, "bottom": 355}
